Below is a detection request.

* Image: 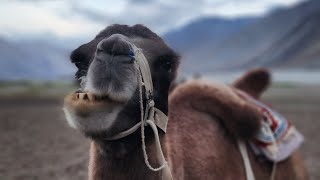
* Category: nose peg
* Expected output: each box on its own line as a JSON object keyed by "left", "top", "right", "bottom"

{"left": 129, "top": 50, "right": 135, "bottom": 61}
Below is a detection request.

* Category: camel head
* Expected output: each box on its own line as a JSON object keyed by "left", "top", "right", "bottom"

{"left": 63, "top": 24, "right": 179, "bottom": 139}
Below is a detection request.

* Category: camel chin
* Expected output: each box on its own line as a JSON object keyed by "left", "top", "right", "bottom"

{"left": 63, "top": 92, "right": 125, "bottom": 133}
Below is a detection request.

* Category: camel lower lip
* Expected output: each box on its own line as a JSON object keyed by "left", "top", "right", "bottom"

{"left": 64, "top": 91, "right": 119, "bottom": 117}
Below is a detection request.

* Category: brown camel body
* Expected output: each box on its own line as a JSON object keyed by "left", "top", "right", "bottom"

{"left": 165, "top": 81, "right": 308, "bottom": 180}
{"left": 63, "top": 24, "right": 308, "bottom": 180}
{"left": 88, "top": 72, "right": 309, "bottom": 180}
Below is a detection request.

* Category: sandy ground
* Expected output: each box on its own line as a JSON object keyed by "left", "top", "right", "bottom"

{"left": 0, "top": 84, "right": 319, "bottom": 180}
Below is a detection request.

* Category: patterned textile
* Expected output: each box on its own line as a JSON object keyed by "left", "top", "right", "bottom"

{"left": 236, "top": 90, "right": 304, "bottom": 162}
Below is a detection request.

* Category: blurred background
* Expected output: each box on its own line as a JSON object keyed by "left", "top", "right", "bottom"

{"left": 0, "top": 0, "right": 319, "bottom": 179}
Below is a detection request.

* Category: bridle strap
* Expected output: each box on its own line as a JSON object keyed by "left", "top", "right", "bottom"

{"left": 103, "top": 40, "right": 172, "bottom": 179}
{"left": 105, "top": 40, "right": 168, "bottom": 140}
{"left": 105, "top": 122, "right": 142, "bottom": 140}
{"left": 104, "top": 105, "right": 169, "bottom": 141}
{"left": 134, "top": 47, "right": 154, "bottom": 99}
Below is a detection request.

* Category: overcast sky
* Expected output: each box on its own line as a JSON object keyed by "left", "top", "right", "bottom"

{"left": 0, "top": 0, "right": 305, "bottom": 39}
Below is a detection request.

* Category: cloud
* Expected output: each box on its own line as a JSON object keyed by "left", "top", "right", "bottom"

{"left": 0, "top": 0, "right": 305, "bottom": 39}
{"left": 130, "top": 0, "right": 155, "bottom": 4}
{"left": 202, "top": 0, "right": 305, "bottom": 17}
{"left": 0, "top": 1, "right": 104, "bottom": 38}
{"left": 60, "top": 0, "right": 207, "bottom": 34}
{"left": 62, "top": 0, "right": 305, "bottom": 33}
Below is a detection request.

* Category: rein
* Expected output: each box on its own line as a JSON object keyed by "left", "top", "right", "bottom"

{"left": 104, "top": 41, "right": 173, "bottom": 180}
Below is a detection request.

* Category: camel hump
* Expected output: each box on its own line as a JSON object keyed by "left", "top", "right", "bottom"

{"left": 170, "top": 80, "right": 262, "bottom": 139}
{"left": 233, "top": 68, "right": 271, "bottom": 98}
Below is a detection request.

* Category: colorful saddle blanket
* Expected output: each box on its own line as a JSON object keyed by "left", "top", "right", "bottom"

{"left": 236, "top": 90, "right": 304, "bottom": 162}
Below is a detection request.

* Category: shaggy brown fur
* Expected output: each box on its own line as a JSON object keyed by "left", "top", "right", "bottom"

{"left": 166, "top": 79, "right": 308, "bottom": 180}
{"left": 86, "top": 70, "right": 308, "bottom": 180}
{"left": 88, "top": 138, "right": 163, "bottom": 180}
{"left": 169, "top": 80, "right": 262, "bottom": 140}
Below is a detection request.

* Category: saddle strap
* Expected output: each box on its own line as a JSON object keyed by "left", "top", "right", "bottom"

{"left": 238, "top": 140, "right": 255, "bottom": 180}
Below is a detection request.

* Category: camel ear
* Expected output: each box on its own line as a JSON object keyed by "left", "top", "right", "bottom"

{"left": 233, "top": 68, "right": 271, "bottom": 99}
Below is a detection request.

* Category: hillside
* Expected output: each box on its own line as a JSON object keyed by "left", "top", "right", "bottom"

{"left": 164, "top": 0, "right": 320, "bottom": 73}
{"left": 164, "top": 17, "right": 257, "bottom": 51}
{"left": 163, "top": 17, "right": 258, "bottom": 72}
{"left": 250, "top": 11, "right": 320, "bottom": 69}
{"left": 0, "top": 38, "right": 75, "bottom": 80}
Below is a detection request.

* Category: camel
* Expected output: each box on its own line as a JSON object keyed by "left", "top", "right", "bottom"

{"left": 63, "top": 24, "right": 308, "bottom": 180}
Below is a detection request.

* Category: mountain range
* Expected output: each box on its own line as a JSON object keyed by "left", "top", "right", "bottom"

{"left": 0, "top": 37, "right": 75, "bottom": 80}
{"left": 164, "top": 0, "right": 320, "bottom": 73}
{"left": 1, "top": 0, "right": 319, "bottom": 80}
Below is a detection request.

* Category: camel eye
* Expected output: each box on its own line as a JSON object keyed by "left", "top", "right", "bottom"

{"left": 161, "top": 60, "right": 172, "bottom": 72}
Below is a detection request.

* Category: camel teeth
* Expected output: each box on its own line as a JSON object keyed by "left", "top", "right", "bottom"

{"left": 79, "top": 93, "right": 85, "bottom": 100}
{"left": 87, "top": 93, "right": 95, "bottom": 101}
{"left": 75, "top": 92, "right": 97, "bottom": 102}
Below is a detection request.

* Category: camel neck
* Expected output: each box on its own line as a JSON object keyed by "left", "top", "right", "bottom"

{"left": 88, "top": 132, "right": 164, "bottom": 180}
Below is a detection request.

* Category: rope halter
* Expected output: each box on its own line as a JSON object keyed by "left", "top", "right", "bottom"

{"left": 105, "top": 40, "right": 173, "bottom": 179}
